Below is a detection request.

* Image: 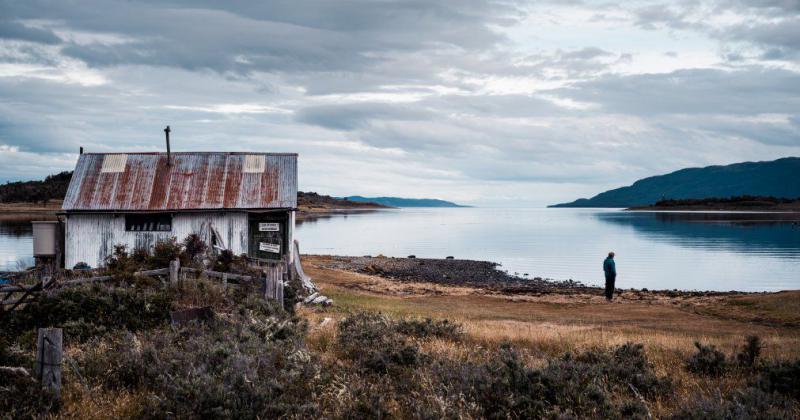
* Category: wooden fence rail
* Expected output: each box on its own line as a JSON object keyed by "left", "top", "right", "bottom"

{"left": 1, "top": 259, "right": 288, "bottom": 317}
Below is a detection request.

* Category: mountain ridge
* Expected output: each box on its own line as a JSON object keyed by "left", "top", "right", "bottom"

{"left": 344, "top": 196, "right": 468, "bottom": 208}
{"left": 550, "top": 157, "right": 800, "bottom": 208}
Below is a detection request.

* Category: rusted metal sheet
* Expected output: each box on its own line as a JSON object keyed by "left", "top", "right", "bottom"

{"left": 63, "top": 153, "right": 297, "bottom": 211}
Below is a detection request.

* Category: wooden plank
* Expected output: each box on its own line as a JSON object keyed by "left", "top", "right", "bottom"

{"left": 201, "top": 269, "right": 253, "bottom": 282}
{"left": 135, "top": 268, "right": 169, "bottom": 276}
{"left": 4, "top": 278, "right": 51, "bottom": 314}
{"left": 59, "top": 275, "right": 114, "bottom": 286}
{"left": 0, "top": 284, "right": 38, "bottom": 293}
{"left": 2, "top": 295, "right": 38, "bottom": 306}
{"left": 36, "top": 328, "right": 62, "bottom": 399}
{"left": 169, "top": 259, "right": 180, "bottom": 286}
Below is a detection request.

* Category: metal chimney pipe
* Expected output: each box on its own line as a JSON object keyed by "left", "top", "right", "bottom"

{"left": 79, "top": 146, "right": 83, "bottom": 155}
{"left": 164, "top": 125, "right": 171, "bottom": 166}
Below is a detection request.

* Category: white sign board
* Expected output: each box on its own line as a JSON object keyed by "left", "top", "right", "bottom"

{"left": 259, "top": 222, "right": 280, "bottom": 232}
{"left": 259, "top": 242, "right": 281, "bottom": 253}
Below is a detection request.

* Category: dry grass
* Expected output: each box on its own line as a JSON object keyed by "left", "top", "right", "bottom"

{"left": 301, "top": 255, "right": 800, "bottom": 418}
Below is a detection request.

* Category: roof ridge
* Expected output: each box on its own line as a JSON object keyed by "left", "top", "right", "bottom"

{"left": 82, "top": 152, "right": 298, "bottom": 156}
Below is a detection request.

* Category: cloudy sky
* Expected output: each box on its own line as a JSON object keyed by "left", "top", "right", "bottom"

{"left": 0, "top": 0, "right": 798, "bottom": 206}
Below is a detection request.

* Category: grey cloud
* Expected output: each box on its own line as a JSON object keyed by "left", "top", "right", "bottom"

{"left": 295, "top": 103, "right": 432, "bottom": 131}
{"left": 3, "top": 0, "right": 517, "bottom": 75}
{"left": 553, "top": 67, "right": 800, "bottom": 116}
{"left": 0, "top": 19, "right": 61, "bottom": 45}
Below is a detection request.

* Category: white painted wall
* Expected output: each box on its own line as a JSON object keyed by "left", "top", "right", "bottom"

{"left": 65, "top": 212, "right": 250, "bottom": 268}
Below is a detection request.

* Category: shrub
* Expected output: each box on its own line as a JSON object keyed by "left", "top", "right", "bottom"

{"left": 211, "top": 249, "right": 235, "bottom": 272}
{"left": 737, "top": 335, "right": 763, "bottom": 368}
{"left": 687, "top": 341, "right": 728, "bottom": 376}
{"left": 149, "top": 237, "right": 183, "bottom": 268}
{"left": 2, "top": 285, "right": 174, "bottom": 343}
{"left": 182, "top": 233, "right": 208, "bottom": 264}
{"left": 104, "top": 244, "right": 142, "bottom": 281}
{"left": 0, "top": 371, "right": 60, "bottom": 418}
{"left": 395, "top": 317, "right": 464, "bottom": 340}
{"left": 755, "top": 359, "right": 800, "bottom": 399}
{"left": 336, "top": 312, "right": 425, "bottom": 374}
{"left": 432, "top": 342, "right": 666, "bottom": 419}
{"left": 76, "top": 299, "right": 319, "bottom": 418}
{"left": 669, "top": 387, "right": 795, "bottom": 419}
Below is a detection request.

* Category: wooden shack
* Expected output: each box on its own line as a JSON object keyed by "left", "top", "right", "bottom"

{"left": 60, "top": 152, "right": 298, "bottom": 271}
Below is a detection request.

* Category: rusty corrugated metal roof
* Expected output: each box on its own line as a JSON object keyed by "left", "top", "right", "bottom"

{"left": 62, "top": 152, "right": 297, "bottom": 211}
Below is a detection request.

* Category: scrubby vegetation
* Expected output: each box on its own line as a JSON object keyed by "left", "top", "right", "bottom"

{"left": 2, "top": 241, "right": 799, "bottom": 418}
{"left": 0, "top": 171, "right": 72, "bottom": 204}
{"left": 2, "top": 283, "right": 800, "bottom": 419}
{"left": 652, "top": 195, "right": 798, "bottom": 208}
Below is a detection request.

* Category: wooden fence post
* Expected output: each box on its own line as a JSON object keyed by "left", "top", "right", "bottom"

{"left": 169, "top": 258, "right": 180, "bottom": 287}
{"left": 222, "top": 273, "right": 228, "bottom": 291}
{"left": 36, "top": 328, "right": 62, "bottom": 398}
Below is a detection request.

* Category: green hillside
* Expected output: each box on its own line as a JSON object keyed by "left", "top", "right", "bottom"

{"left": 344, "top": 196, "right": 467, "bottom": 208}
{"left": 550, "top": 157, "right": 800, "bottom": 208}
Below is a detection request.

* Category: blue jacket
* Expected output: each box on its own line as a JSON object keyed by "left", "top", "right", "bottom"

{"left": 603, "top": 257, "right": 616, "bottom": 276}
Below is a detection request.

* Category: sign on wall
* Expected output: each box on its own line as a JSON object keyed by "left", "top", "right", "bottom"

{"left": 258, "top": 222, "right": 280, "bottom": 232}
{"left": 259, "top": 242, "right": 281, "bottom": 253}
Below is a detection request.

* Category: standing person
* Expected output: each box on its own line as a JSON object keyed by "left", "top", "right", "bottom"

{"left": 603, "top": 252, "right": 616, "bottom": 301}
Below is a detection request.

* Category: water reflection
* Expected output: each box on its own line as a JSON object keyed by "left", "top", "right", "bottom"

{"left": 596, "top": 212, "right": 800, "bottom": 257}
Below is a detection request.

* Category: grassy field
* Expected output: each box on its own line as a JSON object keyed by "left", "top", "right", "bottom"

{"left": 300, "top": 255, "right": 800, "bottom": 418}
{"left": 3, "top": 251, "right": 797, "bottom": 418}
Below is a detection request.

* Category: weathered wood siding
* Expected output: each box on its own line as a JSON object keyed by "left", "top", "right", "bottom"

{"left": 65, "top": 212, "right": 249, "bottom": 268}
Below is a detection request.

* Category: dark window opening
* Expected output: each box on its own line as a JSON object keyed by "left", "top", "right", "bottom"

{"left": 125, "top": 214, "right": 172, "bottom": 232}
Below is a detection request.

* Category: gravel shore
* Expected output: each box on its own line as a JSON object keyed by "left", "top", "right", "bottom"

{"left": 311, "top": 255, "right": 748, "bottom": 297}
{"left": 312, "top": 255, "right": 588, "bottom": 294}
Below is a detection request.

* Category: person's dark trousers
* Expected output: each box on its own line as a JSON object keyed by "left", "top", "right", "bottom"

{"left": 604, "top": 274, "right": 616, "bottom": 300}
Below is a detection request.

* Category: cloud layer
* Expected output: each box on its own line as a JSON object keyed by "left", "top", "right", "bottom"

{"left": 0, "top": 0, "right": 798, "bottom": 205}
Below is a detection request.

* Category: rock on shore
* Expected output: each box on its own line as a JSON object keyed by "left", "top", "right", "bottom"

{"left": 315, "top": 255, "right": 586, "bottom": 294}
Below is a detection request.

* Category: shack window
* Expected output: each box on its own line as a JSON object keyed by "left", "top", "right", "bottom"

{"left": 125, "top": 214, "right": 172, "bottom": 232}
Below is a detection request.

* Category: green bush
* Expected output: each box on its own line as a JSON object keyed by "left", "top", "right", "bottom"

{"left": 395, "top": 317, "right": 464, "bottom": 340}
{"left": 182, "top": 233, "right": 208, "bottom": 264}
{"left": 149, "top": 237, "right": 183, "bottom": 268}
{"left": 336, "top": 312, "right": 425, "bottom": 375}
{"left": 687, "top": 341, "right": 728, "bottom": 376}
{"left": 431, "top": 342, "right": 664, "bottom": 419}
{"left": 669, "top": 387, "right": 795, "bottom": 419}
{"left": 2, "top": 285, "right": 174, "bottom": 343}
{"left": 737, "top": 335, "right": 763, "bottom": 368}
{"left": 755, "top": 359, "right": 800, "bottom": 399}
{"left": 76, "top": 299, "right": 318, "bottom": 419}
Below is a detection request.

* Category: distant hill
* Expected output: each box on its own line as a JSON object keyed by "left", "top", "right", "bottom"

{"left": 550, "top": 157, "right": 800, "bottom": 208}
{"left": 298, "top": 192, "right": 387, "bottom": 210}
{"left": 0, "top": 171, "right": 72, "bottom": 204}
{"left": 344, "top": 196, "right": 467, "bottom": 208}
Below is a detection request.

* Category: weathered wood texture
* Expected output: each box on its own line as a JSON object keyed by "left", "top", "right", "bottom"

{"left": 293, "top": 240, "right": 316, "bottom": 293}
{"left": 36, "top": 328, "right": 62, "bottom": 398}
{"left": 169, "top": 259, "right": 180, "bottom": 286}
{"left": 65, "top": 212, "right": 250, "bottom": 269}
{"left": 263, "top": 263, "right": 284, "bottom": 303}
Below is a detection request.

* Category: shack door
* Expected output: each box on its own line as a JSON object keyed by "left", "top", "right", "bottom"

{"left": 248, "top": 214, "right": 287, "bottom": 261}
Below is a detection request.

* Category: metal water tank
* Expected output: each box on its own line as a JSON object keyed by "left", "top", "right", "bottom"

{"left": 32, "top": 221, "right": 59, "bottom": 256}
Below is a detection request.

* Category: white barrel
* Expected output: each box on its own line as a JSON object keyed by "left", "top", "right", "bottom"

{"left": 32, "top": 221, "right": 59, "bottom": 256}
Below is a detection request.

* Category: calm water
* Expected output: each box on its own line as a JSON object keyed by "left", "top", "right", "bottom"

{"left": 0, "top": 217, "right": 34, "bottom": 272}
{"left": 295, "top": 208, "right": 800, "bottom": 292}
{"left": 2, "top": 209, "right": 799, "bottom": 291}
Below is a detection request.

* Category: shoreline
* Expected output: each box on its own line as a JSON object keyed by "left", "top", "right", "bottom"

{"left": 302, "top": 254, "right": 800, "bottom": 330}
{"left": 306, "top": 254, "right": 775, "bottom": 296}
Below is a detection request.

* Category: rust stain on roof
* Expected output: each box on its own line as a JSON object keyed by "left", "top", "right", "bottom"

{"left": 63, "top": 152, "right": 297, "bottom": 211}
